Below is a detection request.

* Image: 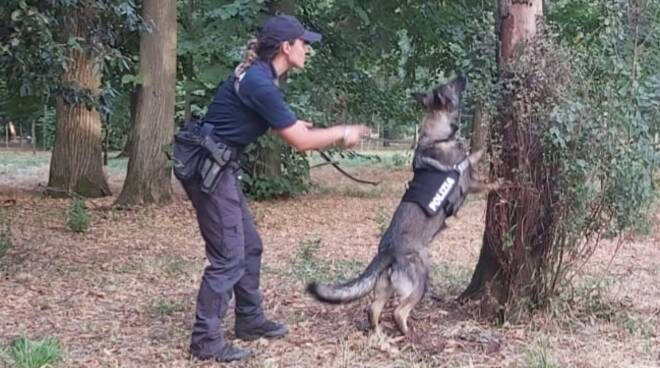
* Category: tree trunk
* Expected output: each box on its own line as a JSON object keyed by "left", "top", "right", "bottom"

{"left": 115, "top": 86, "right": 139, "bottom": 158}
{"left": 31, "top": 120, "right": 36, "bottom": 155}
{"left": 48, "top": 10, "right": 110, "bottom": 198}
{"left": 115, "top": 0, "right": 176, "bottom": 206}
{"left": 460, "top": 0, "right": 544, "bottom": 316}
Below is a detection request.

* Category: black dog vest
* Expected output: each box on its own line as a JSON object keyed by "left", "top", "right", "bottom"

{"left": 402, "top": 169, "right": 460, "bottom": 217}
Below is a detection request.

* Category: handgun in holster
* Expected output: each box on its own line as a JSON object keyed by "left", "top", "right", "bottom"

{"left": 199, "top": 136, "right": 234, "bottom": 194}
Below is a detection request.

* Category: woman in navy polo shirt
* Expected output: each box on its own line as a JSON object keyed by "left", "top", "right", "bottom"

{"left": 183, "top": 15, "right": 370, "bottom": 362}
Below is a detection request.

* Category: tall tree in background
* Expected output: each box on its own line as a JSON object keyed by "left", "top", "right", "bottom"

{"left": 48, "top": 7, "right": 110, "bottom": 197}
{"left": 116, "top": 0, "right": 177, "bottom": 206}
{"left": 1, "top": 1, "right": 141, "bottom": 197}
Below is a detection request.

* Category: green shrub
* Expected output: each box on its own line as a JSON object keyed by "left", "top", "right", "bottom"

{"left": 67, "top": 198, "right": 90, "bottom": 233}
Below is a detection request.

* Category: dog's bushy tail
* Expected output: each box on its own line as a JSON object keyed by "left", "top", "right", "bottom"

{"left": 306, "top": 251, "right": 393, "bottom": 304}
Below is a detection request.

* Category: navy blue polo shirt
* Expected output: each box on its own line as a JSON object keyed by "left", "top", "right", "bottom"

{"left": 203, "top": 60, "right": 297, "bottom": 149}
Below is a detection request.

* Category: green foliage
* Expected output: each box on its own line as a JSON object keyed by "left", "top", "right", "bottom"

{"left": 242, "top": 134, "right": 310, "bottom": 200}
{"left": 9, "top": 337, "right": 62, "bottom": 368}
{"left": 485, "top": 0, "right": 658, "bottom": 314}
{"left": 2, "top": 0, "right": 498, "bottom": 199}
{"left": 67, "top": 198, "right": 90, "bottom": 233}
{"left": 389, "top": 152, "right": 410, "bottom": 168}
{"left": 0, "top": 209, "right": 11, "bottom": 259}
{"left": 176, "top": 0, "right": 267, "bottom": 119}
{"left": 0, "top": 0, "right": 143, "bottom": 148}
{"left": 545, "top": 0, "right": 658, "bottom": 250}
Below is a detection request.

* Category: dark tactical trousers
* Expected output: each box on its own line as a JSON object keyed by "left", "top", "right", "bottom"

{"left": 182, "top": 161, "right": 265, "bottom": 356}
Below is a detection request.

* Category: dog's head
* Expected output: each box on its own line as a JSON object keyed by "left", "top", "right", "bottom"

{"left": 412, "top": 74, "right": 467, "bottom": 141}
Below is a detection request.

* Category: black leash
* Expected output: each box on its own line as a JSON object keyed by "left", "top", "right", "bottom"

{"left": 316, "top": 150, "right": 380, "bottom": 186}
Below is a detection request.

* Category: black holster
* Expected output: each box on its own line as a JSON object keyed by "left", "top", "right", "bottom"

{"left": 198, "top": 136, "right": 234, "bottom": 194}
{"left": 172, "top": 121, "right": 237, "bottom": 194}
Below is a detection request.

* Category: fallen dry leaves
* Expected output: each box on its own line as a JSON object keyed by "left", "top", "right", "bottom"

{"left": 0, "top": 164, "right": 658, "bottom": 368}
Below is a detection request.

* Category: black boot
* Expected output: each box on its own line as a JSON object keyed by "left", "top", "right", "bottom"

{"left": 192, "top": 343, "right": 252, "bottom": 362}
{"left": 235, "top": 320, "right": 289, "bottom": 341}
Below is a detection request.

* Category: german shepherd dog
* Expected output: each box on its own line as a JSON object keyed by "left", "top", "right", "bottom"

{"left": 307, "top": 75, "right": 497, "bottom": 336}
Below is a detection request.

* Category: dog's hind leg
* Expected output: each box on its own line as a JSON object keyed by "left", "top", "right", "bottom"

{"left": 369, "top": 272, "right": 393, "bottom": 334}
{"left": 391, "top": 262, "right": 427, "bottom": 336}
{"left": 393, "top": 282, "right": 425, "bottom": 336}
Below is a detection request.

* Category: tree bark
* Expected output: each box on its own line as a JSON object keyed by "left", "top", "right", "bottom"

{"left": 31, "top": 120, "right": 36, "bottom": 155}
{"left": 115, "top": 0, "right": 176, "bottom": 206}
{"left": 460, "top": 0, "right": 544, "bottom": 313}
{"left": 470, "top": 102, "right": 487, "bottom": 153}
{"left": 115, "top": 86, "right": 139, "bottom": 159}
{"left": 48, "top": 10, "right": 111, "bottom": 198}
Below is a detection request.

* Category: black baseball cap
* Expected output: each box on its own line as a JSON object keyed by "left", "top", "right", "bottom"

{"left": 259, "top": 15, "right": 322, "bottom": 45}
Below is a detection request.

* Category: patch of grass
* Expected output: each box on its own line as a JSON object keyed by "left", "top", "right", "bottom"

{"left": 339, "top": 186, "right": 384, "bottom": 198}
{"left": 555, "top": 278, "right": 655, "bottom": 337}
{"left": 105, "top": 157, "right": 128, "bottom": 174}
{"left": 525, "top": 337, "right": 558, "bottom": 368}
{"left": 308, "top": 150, "right": 413, "bottom": 169}
{"left": 67, "top": 198, "right": 90, "bottom": 233}
{"left": 0, "top": 152, "right": 50, "bottom": 170}
{"left": 162, "top": 256, "right": 197, "bottom": 279}
{"left": 374, "top": 206, "right": 390, "bottom": 236}
{"left": 311, "top": 185, "right": 384, "bottom": 199}
{"left": 0, "top": 346, "right": 9, "bottom": 366}
{"left": 390, "top": 152, "right": 410, "bottom": 167}
{"left": 430, "top": 263, "right": 473, "bottom": 296}
{"left": 153, "top": 300, "right": 184, "bottom": 317}
{"left": 9, "top": 337, "right": 63, "bottom": 368}
{"left": 331, "top": 259, "right": 365, "bottom": 281}
{"left": 292, "top": 239, "right": 329, "bottom": 283}
{"left": 291, "top": 239, "right": 364, "bottom": 284}
{"left": 331, "top": 339, "right": 370, "bottom": 368}
{"left": 0, "top": 209, "right": 11, "bottom": 258}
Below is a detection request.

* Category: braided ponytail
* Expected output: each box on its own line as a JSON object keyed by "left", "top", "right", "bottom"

{"left": 233, "top": 37, "right": 259, "bottom": 79}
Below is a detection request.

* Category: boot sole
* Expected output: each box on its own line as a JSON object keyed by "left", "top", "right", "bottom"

{"left": 235, "top": 330, "right": 289, "bottom": 341}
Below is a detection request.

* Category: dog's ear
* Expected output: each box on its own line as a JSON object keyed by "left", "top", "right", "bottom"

{"left": 411, "top": 92, "right": 428, "bottom": 107}
{"left": 451, "top": 72, "right": 467, "bottom": 94}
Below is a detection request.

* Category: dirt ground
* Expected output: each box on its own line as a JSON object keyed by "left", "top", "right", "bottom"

{"left": 0, "top": 152, "right": 658, "bottom": 367}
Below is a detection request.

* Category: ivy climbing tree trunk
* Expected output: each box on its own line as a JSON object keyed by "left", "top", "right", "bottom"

{"left": 48, "top": 9, "right": 110, "bottom": 198}
{"left": 470, "top": 102, "right": 487, "bottom": 153}
{"left": 116, "top": 0, "right": 176, "bottom": 206}
{"left": 460, "top": 0, "right": 546, "bottom": 318}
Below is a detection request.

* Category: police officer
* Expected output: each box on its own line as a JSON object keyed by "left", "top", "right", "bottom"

{"left": 182, "top": 15, "right": 370, "bottom": 362}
